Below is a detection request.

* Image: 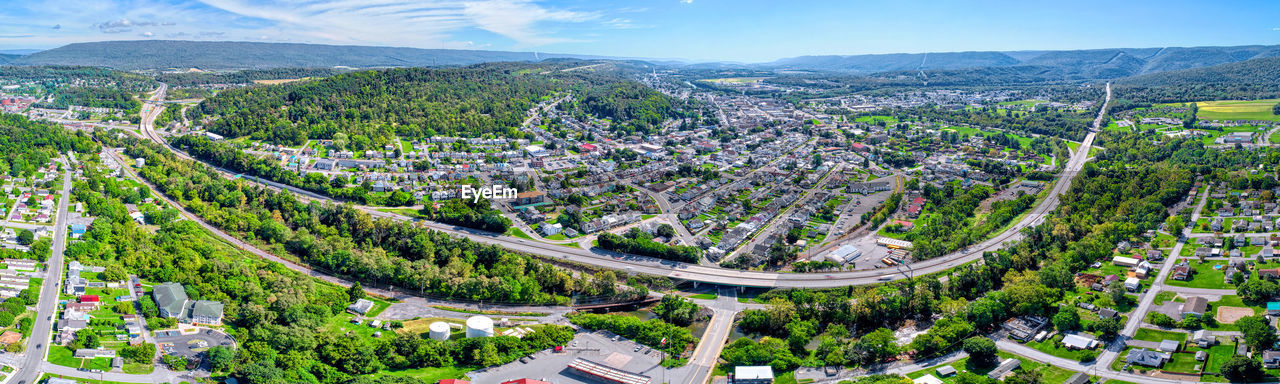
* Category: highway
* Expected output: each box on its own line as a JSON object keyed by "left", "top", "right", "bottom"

{"left": 121, "top": 82, "right": 1111, "bottom": 289}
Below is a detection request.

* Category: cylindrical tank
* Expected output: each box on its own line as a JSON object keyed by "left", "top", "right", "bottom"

{"left": 465, "top": 315, "right": 494, "bottom": 338}
{"left": 428, "top": 321, "right": 451, "bottom": 341}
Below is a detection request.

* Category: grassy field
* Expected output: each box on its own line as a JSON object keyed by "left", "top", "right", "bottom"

{"left": 1164, "top": 260, "right": 1234, "bottom": 290}
{"left": 1025, "top": 334, "right": 1100, "bottom": 361}
{"left": 1178, "top": 99, "right": 1280, "bottom": 122}
{"left": 367, "top": 366, "right": 474, "bottom": 382}
{"left": 1133, "top": 328, "right": 1187, "bottom": 344}
{"left": 689, "top": 293, "right": 718, "bottom": 300}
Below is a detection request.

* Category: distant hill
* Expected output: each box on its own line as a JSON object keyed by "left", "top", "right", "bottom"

{"left": 1118, "top": 56, "right": 1280, "bottom": 86}
{"left": 10, "top": 40, "right": 612, "bottom": 70}
{"left": 0, "top": 54, "right": 18, "bottom": 65}
{"left": 763, "top": 45, "right": 1280, "bottom": 80}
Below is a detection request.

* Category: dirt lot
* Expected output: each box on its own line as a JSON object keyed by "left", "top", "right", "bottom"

{"left": 1216, "top": 306, "right": 1253, "bottom": 324}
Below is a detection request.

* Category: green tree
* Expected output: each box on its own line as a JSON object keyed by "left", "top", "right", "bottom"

{"left": 15, "top": 230, "right": 33, "bottom": 246}
{"left": 1237, "top": 315, "right": 1276, "bottom": 352}
{"left": 208, "top": 345, "right": 235, "bottom": 372}
{"left": 1221, "top": 355, "right": 1265, "bottom": 382}
{"left": 962, "top": 337, "right": 998, "bottom": 368}
{"left": 347, "top": 282, "right": 366, "bottom": 303}
{"left": 1052, "top": 307, "right": 1080, "bottom": 332}
{"left": 1165, "top": 215, "right": 1184, "bottom": 235}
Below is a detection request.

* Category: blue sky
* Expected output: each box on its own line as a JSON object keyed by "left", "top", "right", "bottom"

{"left": 1, "top": 0, "right": 1279, "bottom": 62}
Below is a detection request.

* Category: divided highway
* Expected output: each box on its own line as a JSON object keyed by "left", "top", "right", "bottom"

{"left": 130, "top": 83, "right": 1105, "bottom": 289}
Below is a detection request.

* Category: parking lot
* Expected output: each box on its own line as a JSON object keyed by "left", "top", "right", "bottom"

{"left": 155, "top": 328, "right": 235, "bottom": 358}
{"left": 467, "top": 330, "right": 691, "bottom": 383}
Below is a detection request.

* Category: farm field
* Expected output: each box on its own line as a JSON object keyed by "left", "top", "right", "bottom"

{"left": 1163, "top": 99, "right": 1280, "bottom": 122}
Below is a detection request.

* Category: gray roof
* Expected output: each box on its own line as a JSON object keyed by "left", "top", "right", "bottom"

{"left": 1126, "top": 349, "right": 1168, "bottom": 367}
{"left": 153, "top": 282, "right": 189, "bottom": 317}
{"left": 191, "top": 300, "right": 224, "bottom": 319}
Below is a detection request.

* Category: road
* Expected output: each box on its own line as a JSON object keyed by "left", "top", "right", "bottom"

{"left": 683, "top": 288, "right": 738, "bottom": 384}
{"left": 121, "top": 83, "right": 1105, "bottom": 290}
{"left": 11, "top": 159, "right": 71, "bottom": 384}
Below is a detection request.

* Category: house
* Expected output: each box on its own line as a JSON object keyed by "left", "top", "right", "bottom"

{"left": 539, "top": 223, "right": 563, "bottom": 237}
{"left": 1182, "top": 296, "right": 1208, "bottom": 318}
{"left": 1112, "top": 256, "right": 1139, "bottom": 267}
{"left": 1124, "top": 277, "right": 1141, "bottom": 292}
{"left": 1193, "top": 329, "right": 1214, "bottom": 348}
{"left": 438, "top": 380, "right": 471, "bottom": 384}
{"left": 1261, "top": 268, "right": 1280, "bottom": 280}
{"left": 1145, "top": 249, "right": 1164, "bottom": 261}
{"left": 190, "top": 300, "right": 225, "bottom": 325}
{"left": 1125, "top": 349, "right": 1169, "bottom": 367}
{"left": 1062, "top": 333, "right": 1098, "bottom": 350}
{"left": 1265, "top": 351, "right": 1280, "bottom": 369}
{"left": 1002, "top": 316, "right": 1049, "bottom": 341}
{"left": 1172, "top": 262, "right": 1192, "bottom": 281}
{"left": 0, "top": 331, "right": 19, "bottom": 345}
{"left": 1098, "top": 308, "right": 1118, "bottom": 319}
{"left": 935, "top": 366, "right": 957, "bottom": 377}
{"left": 347, "top": 298, "right": 375, "bottom": 315}
{"left": 987, "top": 358, "right": 1021, "bottom": 379}
{"left": 733, "top": 366, "right": 775, "bottom": 383}
{"left": 1064, "top": 372, "right": 1091, "bottom": 384}
{"left": 153, "top": 282, "right": 188, "bottom": 318}
{"left": 1159, "top": 339, "right": 1180, "bottom": 353}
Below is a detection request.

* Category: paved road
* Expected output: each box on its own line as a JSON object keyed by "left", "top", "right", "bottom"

{"left": 684, "top": 290, "right": 737, "bottom": 384}
{"left": 9, "top": 160, "right": 72, "bottom": 384}
{"left": 124, "top": 84, "right": 1103, "bottom": 290}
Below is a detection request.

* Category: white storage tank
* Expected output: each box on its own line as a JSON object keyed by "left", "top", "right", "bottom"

{"left": 428, "top": 321, "right": 451, "bottom": 341}
{"left": 465, "top": 315, "right": 494, "bottom": 338}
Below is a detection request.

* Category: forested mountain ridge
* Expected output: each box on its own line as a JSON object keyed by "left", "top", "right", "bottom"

{"left": 762, "top": 44, "right": 1280, "bottom": 79}
{"left": 191, "top": 61, "right": 683, "bottom": 146}
{"left": 10, "top": 40, "right": 614, "bottom": 70}
{"left": 1111, "top": 56, "right": 1280, "bottom": 104}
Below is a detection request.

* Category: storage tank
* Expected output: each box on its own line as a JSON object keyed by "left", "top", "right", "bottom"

{"left": 465, "top": 315, "right": 494, "bottom": 338}
{"left": 428, "top": 321, "right": 451, "bottom": 341}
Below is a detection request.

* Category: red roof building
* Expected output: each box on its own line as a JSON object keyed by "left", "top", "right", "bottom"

{"left": 437, "top": 380, "right": 471, "bottom": 384}
{"left": 501, "top": 380, "right": 552, "bottom": 384}
{"left": 580, "top": 143, "right": 598, "bottom": 152}
{"left": 79, "top": 295, "right": 100, "bottom": 303}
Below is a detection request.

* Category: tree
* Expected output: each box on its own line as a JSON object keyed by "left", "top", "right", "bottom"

{"left": 208, "top": 345, "right": 235, "bottom": 372}
{"left": 1091, "top": 317, "right": 1123, "bottom": 341}
{"left": 846, "top": 328, "right": 900, "bottom": 365}
{"left": 1052, "top": 307, "right": 1080, "bottom": 332}
{"left": 1237, "top": 278, "right": 1280, "bottom": 303}
{"left": 120, "top": 343, "right": 156, "bottom": 364}
{"left": 162, "top": 354, "right": 189, "bottom": 370}
{"left": 15, "top": 230, "right": 32, "bottom": 246}
{"left": 962, "top": 337, "right": 998, "bottom": 367}
{"left": 1273, "top": 102, "right": 1280, "bottom": 116}
{"left": 347, "top": 282, "right": 366, "bottom": 302}
{"left": 1107, "top": 280, "right": 1128, "bottom": 305}
{"left": 1221, "top": 355, "right": 1265, "bottom": 382}
{"left": 74, "top": 328, "right": 100, "bottom": 349}
{"left": 1165, "top": 215, "right": 1184, "bottom": 235}
{"left": 1237, "top": 315, "right": 1276, "bottom": 352}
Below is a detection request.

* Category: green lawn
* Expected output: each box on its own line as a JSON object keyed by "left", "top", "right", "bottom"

{"left": 48, "top": 346, "right": 81, "bottom": 368}
{"left": 689, "top": 293, "right": 718, "bottom": 300}
{"left": 368, "top": 366, "right": 474, "bottom": 382}
{"left": 507, "top": 227, "right": 534, "bottom": 240}
{"left": 1024, "top": 334, "right": 1100, "bottom": 362}
{"left": 1163, "top": 352, "right": 1203, "bottom": 374}
{"left": 1133, "top": 328, "right": 1187, "bottom": 344}
{"left": 1164, "top": 260, "right": 1235, "bottom": 289}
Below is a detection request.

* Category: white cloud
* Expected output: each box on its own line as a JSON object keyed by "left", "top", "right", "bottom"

{"left": 463, "top": 0, "right": 598, "bottom": 45}
{"left": 680, "top": 0, "right": 693, "bottom": 4}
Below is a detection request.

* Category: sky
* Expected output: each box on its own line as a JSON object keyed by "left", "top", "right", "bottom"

{"left": 1, "top": 0, "right": 1279, "bottom": 62}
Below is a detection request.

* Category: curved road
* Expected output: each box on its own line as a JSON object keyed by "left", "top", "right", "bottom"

{"left": 128, "top": 83, "right": 1108, "bottom": 289}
